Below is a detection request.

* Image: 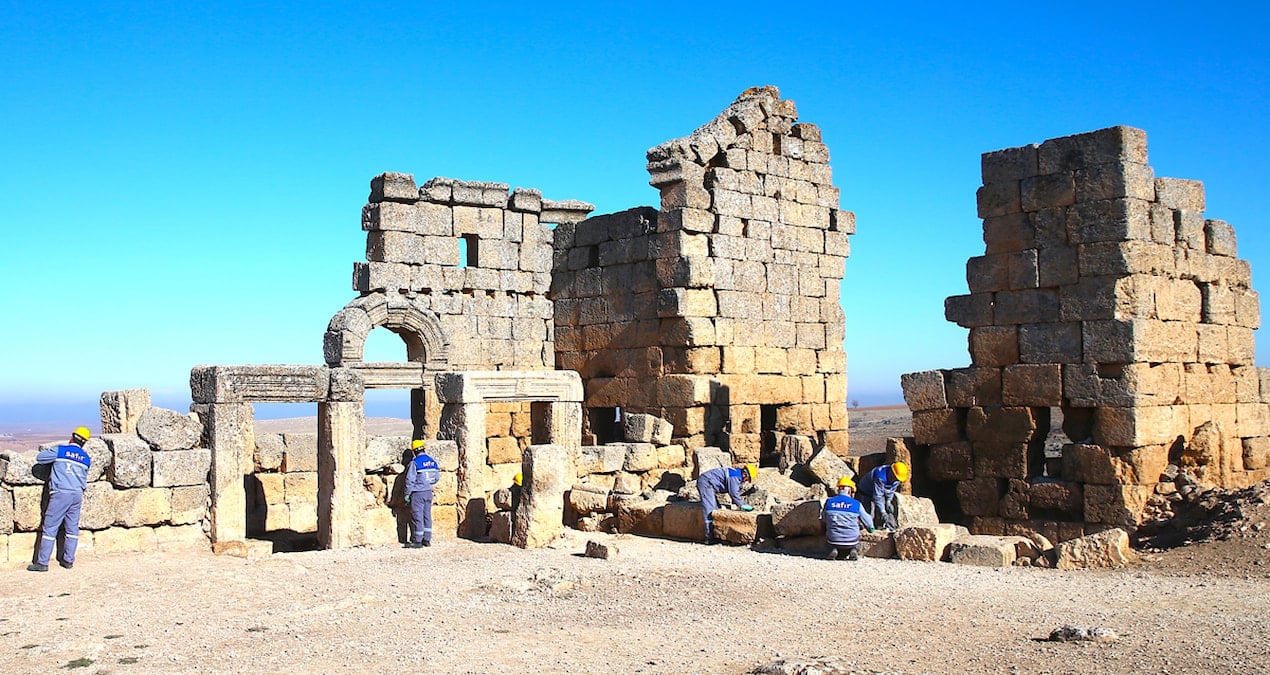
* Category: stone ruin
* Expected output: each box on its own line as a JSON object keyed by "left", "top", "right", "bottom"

{"left": 901, "top": 125, "right": 1268, "bottom": 543}
{"left": 0, "top": 91, "right": 1260, "bottom": 567}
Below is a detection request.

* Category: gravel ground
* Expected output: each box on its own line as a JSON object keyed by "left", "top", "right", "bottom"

{"left": 2, "top": 529, "right": 1268, "bottom": 674}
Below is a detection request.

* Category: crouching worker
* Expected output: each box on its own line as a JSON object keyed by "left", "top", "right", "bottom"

{"left": 696, "top": 463, "right": 757, "bottom": 545}
{"left": 30, "top": 426, "right": 92, "bottom": 572}
{"left": 822, "top": 475, "right": 874, "bottom": 561}
{"left": 857, "top": 461, "right": 908, "bottom": 531}
{"left": 404, "top": 440, "right": 440, "bottom": 548}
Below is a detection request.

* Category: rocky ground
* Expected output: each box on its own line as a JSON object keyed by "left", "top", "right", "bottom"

{"left": 1, "top": 408, "right": 1267, "bottom": 673}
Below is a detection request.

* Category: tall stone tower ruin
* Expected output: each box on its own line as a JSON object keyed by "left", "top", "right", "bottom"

{"left": 553, "top": 87, "right": 853, "bottom": 461}
{"left": 902, "top": 126, "right": 1268, "bottom": 541}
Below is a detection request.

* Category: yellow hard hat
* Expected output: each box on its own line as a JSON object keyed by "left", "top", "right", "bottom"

{"left": 72, "top": 426, "right": 91, "bottom": 442}
{"left": 836, "top": 475, "right": 855, "bottom": 489}
{"left": 892, "top": 461, "right": 910, "bottom": 482}
{"left": 513, "top": 472, "right": 523, "bottom": 487}
{"left": 410, "top": 439, "right": 425, "bottom": 450}
{"left": 742, "top": 464, "right": 758, "bottom": 481}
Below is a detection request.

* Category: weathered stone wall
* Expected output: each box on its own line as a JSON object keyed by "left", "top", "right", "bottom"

{"left": 0, "top": 401, "right": 211, "bottom": 565}
{"left": 902, "top": 125, "right": 1268, "bottom": 541}
{"left": 355, "top": 174, "right": 592, "bottom": 370}
{"left": 552, "top": 87, "right": 852, "bottom": 462}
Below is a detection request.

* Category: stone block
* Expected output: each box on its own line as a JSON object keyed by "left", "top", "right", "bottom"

{"left": 105, "top": 434, "right": 152, "bottom": 488}
{"left": 94, "top": 526, "right": 158, "bottom": 554}
{"left": 568, "top": 485, "right": 609, "bottom": 515}
{"left": 1206, "top": 219, "right": 1237, "bottom": 256}
{"left": 427, "top": 440, "right": 459, "bottom": 472}
{"left": 487, "top": 436, "right": 522, "bottom": 466}
{"left": 1021, "top": 173, "right": 1076, "bottom": 211}
{"left": 79, "top": 482, "right": 116, "bottom": 530}
{"left": 584, "top": 539, "right": 619, "bottom": 559}
{"left": 254, "top": 434, "right": 285, "bottom": 472}
{"left": 364, "top": 436, "right": 408, "bottom": 472}
{"left": 114, "top": 488, "right": 172, "bottom": 527}
{"left": 972, "top": 442, "right": 1028, "bottom": 479}
{"left": 623, "top": 414, "right": 674, "bottom": 445}
{"left": 152, "top": 449, "right": 211, "bottom": 488}
{"left": 945, "top": 293, "right": 995, "bottom": 328}
{"left": 282, "top": 433, "right": 318, "bottom": 472}
{"left": 777, "top": 435, "right": 816, "bottom": 473}
{"left": 1084, "top": 484, "right": 1153, "bottom": 526}
{"left": 622, "top": 443, "right": 659, "bottom": 472}
{"left": 154, "top": 524, "right": 209, "bottom": 552}
{"left": 136, "top": 407, "right": 203, "bottom": 451}
{"left": 100, "top": 389, "right": 150, "bottom": 434}
{"left": 969, "top": 326, "right": 1019, "bottom": 367}
{"left": 512, "top": 444, "right": 570, "bottom": 549}
{"left": 290, "top": 504, "right": 318, "bottom": 533}
{"left": 895, "top": 523, "right": 962, "bottom": 562}
{"left": 928, "top": 443, "right": 974, "bottom": 481}
{"left": 488, "top": 511, "right": 513, "bottom": 544}
{"left": 896, "top": 494, "right": 939, "bottom": 528}
{"left": 806, "top": 448, "right": 852, "bottom": 492}
{"left": 957, "top": 477, "right": 1001, "bottom": 517}
{"left": 662, "top": 501, "right": 706, "bottom": 542}
{"left": 859, "top": 529, "right": 897, "bottom": 558}
{"left": 657, "top": 444, "right": 687, "bottom": 470}
{"left": 966, "top": 407, "right": 1037, "bottom": 445}
{"left": 692, "top": 447, "right": 731, "bottom": 479}
{"left": 170, "top": 485, "right": 209, "bottom": 525}
{"left": 612, "top": 495, "right": 664, "bottom": 535}
{"left": 947, "top": 535, "right": 1018, "bottom": 567}
{"left": 1028, "top": 481, "right": 1083, "bottom": 513}
{"left": 12, "top": 485, "right": 43, "bottom": 531}
{"left": 772, "top": 500, "right": 824, "bottom": 537}
{"left": 1243, "top": 437, "right": 1270, "bottom": 471}
{"left": 257, "top": 472, "right": 285, "bottom": 505}
{"left": 712, "top": 509, "right": 760, "bottom": 544}
{"left": 900, "top": 370, "right": 947, "bottom": 412}
{"left": 1055, "top": 528, "right": 1136, "bottom": 569}
{"left": 912, "top": 408, "right": 961, "bottom": 446}
{"left": 1002, "top": 364, "right": 1063, "bottom": 406}
{"left": 0, "top": 489, "right": 10, "bottom": 535}
{"left": 283, "top": 472, "right": 318, "bottom": 505}
{"left": 1018, "top": 323, "right": 1082, "bottom": 364}
{"left": 945, "top": 367, "right": 1002, "bottom": 408}
{"left": 369, "top": 172, "right": 417, "bottom": 202}
{"left": 0, "top": 451, "right": 43, "bottom": 486}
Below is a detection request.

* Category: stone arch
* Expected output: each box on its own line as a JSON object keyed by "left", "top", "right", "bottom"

{"left": 323, "top": 293, "right": 449, "bottom": 370}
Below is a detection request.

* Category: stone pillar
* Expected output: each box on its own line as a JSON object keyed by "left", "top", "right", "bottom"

{"left": 534, "top": 400, "right": 582, "bottom": 479}
{"left": 193, "top": 402, "right": 253, "bottom": 547}
{"left": 317, "top": 368, "right": 366, "bottom": 549}
{"left": 512, "top": 443, "right": 568, "bottom": 548}
{"left": 440, "top": 401, "right": 488, "bottom": 538}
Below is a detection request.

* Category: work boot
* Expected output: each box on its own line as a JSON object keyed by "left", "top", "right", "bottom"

{"left": 58, "top": 560, "right": 74, "bottom": 569}
{"left": 704, "top": 538, "right": 719, "bottom": 546}
{"left": 826, "top": 548, "right": 840, "bottom": 560}
{"left": 403, "top": 542, "right": 421, "bottom": 549}
{"left": 27, "top": 563, "right": 48, "bottom": 572}
{"left": 846, "top": 550, "right": 860, "bottom": 561}
{"left": 421, "top": 539, "right": 431, "bottom": 547}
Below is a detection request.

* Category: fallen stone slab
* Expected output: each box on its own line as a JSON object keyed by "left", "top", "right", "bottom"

{"left": 806, "top": 448, "right": 853, "bottom": 491}
{"left": 895, "top": 523, "right": 964, "bottom": 562}
{"left": 947, "top": 535, "right": 1018, "bottom": 567}
{"left": 896, "top": 494, "right": 939, "bottom": 527}
{"left": 771, "top": 500, "right": 824, "bottom": 538}
{"left": 712, "top": 509, "right": 760, "bottom": 544}
{"left": 752, "top": 468, "right": 819, "bottom": 502}
{"left": 661, "top": 501, "right": 705, "bottom": 542}
{"left": 137, "top": 407, "right": 203, "bottom": 451}
{"left": 1047, "top": 625, "right": 1119, "bottom": 642}
{"left": 860, "top": 530, "right": 896, "bottom": 558}
{"left": 584, "top": 539, "right": 619, "bottom": 559}
{"left": 1055, "top": 528, "right": 1137, "bottom": 570}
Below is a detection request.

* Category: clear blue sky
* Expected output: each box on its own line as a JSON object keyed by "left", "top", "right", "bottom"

{"left": 2, "top": 2, "right": 1267, "bottom": 424}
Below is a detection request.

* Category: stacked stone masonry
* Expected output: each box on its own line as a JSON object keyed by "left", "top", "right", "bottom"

{"left": 552, "top": 86, "right": 852, "bottom": 461}
{"left": 901, "top": 126, "right": 1268, "bottom": 542}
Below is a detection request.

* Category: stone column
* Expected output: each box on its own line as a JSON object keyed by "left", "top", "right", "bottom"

{"left": 440, "top": 401, "right": 488, "bottom": 539}
{"left": 512, "top": 444, "right": 568, "bottom": 548}
{"left": 193, "top": 402, "right": 253, "bottom": 548}
{"left": 534, "top": 401, "right": 582, "bottom": 478}
{"left": 317, "top": 368, "right": 366, "bottom": 550}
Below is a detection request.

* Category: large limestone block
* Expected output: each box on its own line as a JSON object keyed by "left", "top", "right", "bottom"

{"left": 621, "top": 443, "right": 659, "bottom": 472}
{"left": 0, "top": 451, "right": 43, "bottom": 486}
{"left": 778, "top": 435, "right": 816, "bottom": 473}
{"left": 895, "top": 494, "right": 939, "bottom": 528}
{"left": 512, "top": 444, "right": 569, "bottom": 548}
{"left": 772, "top": 499, "right": 824, "bottom": 537}
{"left": 433, "top": 472, "right": 458, "bottom": 506}
{"left": 104, "top": 434, "right": 152, "bottom": 488}
{"left": 282, "top": 433, "right": 318, "bottom": 472}
{"left": 487, "top": 436, "right": 522, "bottom": 465}
{"left": 114, "top": 488, "right": 172, "bottom": 527}
{"left": 623, "top": 413, "right": 673, "bottom": 445}
{"left": 947, "top": 535, "right": 1018, "bottom": 567}
{"left": 753, "top": 468, "right": 818, "bottom": 503}
{"left": 568, "top": 485, "right": 609, "bottom": 515}
{"left": 152, "top": 448, "right": 211, "bottom": 487}
{"left": 0, "top": 488, "right": 11, "bottom": 534}
{"left": 170, "top": 485, "right": 209, "bottom": 525}
{"left": 900, "top": 370, "right": 947, "bottom": 412}
{"left": 137, "top": 407, "right": 203, "bottom": 451}
{"left": 662, "top": 501, "right": 706, "bottom": 541}
{"left": 712, "top": 509, "right": 760, "bottom": 544}
{"left": 807, "top": 448, "right": 852, "bottom": 491}
{"left": 612, "top": 495, "right": 664, "bottom": 535}
{"left": 657, "top": 444, "right": 687, "bottom": 469}
{"left": 488, "top": 511, "right": 513, "bottom": 544}
{"left": 1055, "top": 528, "right": 1136, "bottom": 570}
{"left": 895, "top": 524, "right": 963, "bottom": 562}
{"left": 80, "top": 437, "right": 111, "bottom": 482}
{"left": 692, "top": 447, "right": 730, "bottom": 478}
{"left": 860, "top": 530, "right": 896, "bottom": 558}
{"left": 257, "top": 472, "right": 285, "bottom": 505}
{"left": 254, "top": 434, "right": 285, "bottom": 472}
{"left": 154, "top": 524, "right": 209, "bottom": 551}
{"left": 1084, "top": 484, "right": 1153, "bottom": 526}
{"left": 94, "top": 526, "right": 158, "bottom": 554}
{"left": 580, "top": 445, "right": 626, "bottom": 474}
{"left": 13, "top": 485, "right": 43, "bottom": 531}
{"left": 284, "top": 472, "right": 318, "bottom": 505}
{"left": 81, "top": 482, "right": 117, "bottom": 530}
{"left": 360, "top": 506, "right": 399, "bottom": 546}
{"left": 364, "top": 436, "right": 408, "bottom": 472}
{"left": 100, "top": 388, "right": 150, "bottom": 434}
{"left": 1062, "top": 443, "right": 1168, "bottom": 485}
{"left": 291, "top": 504, "right": 318, "bottom": 533}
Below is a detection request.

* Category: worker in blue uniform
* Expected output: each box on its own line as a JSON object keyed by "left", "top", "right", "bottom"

{"left": 856, "top": 461, "right": 909, "bottom": 530}
{"left": 822, "top": 475, "right": 874, "bottom": 560}
{"left": 404, "top": 439, "right": 441, "bottom": 548}
{"left": 696, "top": 463, "right": 757, "bottom": 544}
{"left": 29, "top": 426, "right": 92, "bottom": 572}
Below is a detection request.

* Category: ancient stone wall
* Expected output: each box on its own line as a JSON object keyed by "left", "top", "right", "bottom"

{"left": 354, "top": 174, "right": 592, "bottom": 370}
{"left": 901, "top": 126, "right": 1268, "bottom": 542}
{"left": 552, "top": 87, "right": 852, "bottom": 462}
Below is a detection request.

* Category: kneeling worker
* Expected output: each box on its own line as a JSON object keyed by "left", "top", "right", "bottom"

{"left": 857, "top": 461, "right": 908, "bottom": 530}
{"left": 405, "top": 440, "right": 440, "bottom": 548}
{"left": 696, "top": 463, "right": 757, "bottom": 544}
{"left": 822, "top": 475, "right": 874, "bottom": 560}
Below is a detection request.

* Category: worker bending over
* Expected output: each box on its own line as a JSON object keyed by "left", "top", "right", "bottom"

{"left": 696, "top": 464, "right": 757, "bottom": 544}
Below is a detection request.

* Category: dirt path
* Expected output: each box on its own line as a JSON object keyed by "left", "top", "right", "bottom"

{"left": 2, "top": 530, "right": 1267, "bottom": 674}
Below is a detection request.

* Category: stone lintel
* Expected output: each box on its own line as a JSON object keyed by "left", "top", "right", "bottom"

{"left": 434, "top": 370, "right": 583, "bottom": 404}
{"left": 190, "top": 365, "right": 330, "bottom": 403}
{"left": 347, "top": 362, "right": 432, "bottom": 390}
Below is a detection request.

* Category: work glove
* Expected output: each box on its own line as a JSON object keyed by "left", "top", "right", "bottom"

{"left": 740, "top": 504, "right": 754, "bottom": 512}
{"left": 868, "top": 528, "right": 876, "bottom": 533}
{"left": 405, "top": 493, "right": 412, "bottom": 503}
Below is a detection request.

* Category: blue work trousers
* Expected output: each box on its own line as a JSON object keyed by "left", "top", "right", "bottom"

{"left": 37, "top": 491, "right": 82, "bottom": 566}
{"left": 409, "top": 491, "right": 433, "bottom": 544}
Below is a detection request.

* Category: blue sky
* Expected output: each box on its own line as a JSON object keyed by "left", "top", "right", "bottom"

{"left": 2, "top": 2, "right": 1267, "bottom": 424}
